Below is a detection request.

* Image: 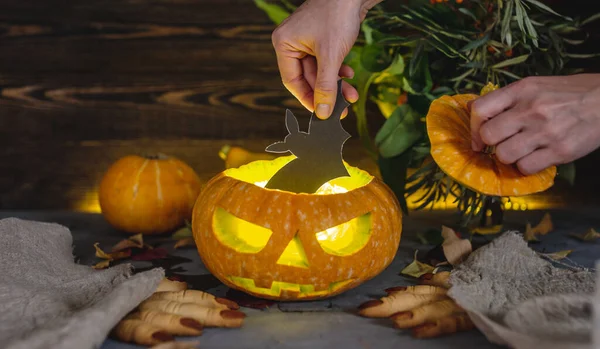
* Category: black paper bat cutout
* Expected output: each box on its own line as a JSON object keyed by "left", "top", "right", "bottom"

{"left": 264, "top": 79, "right": 351, "bottom": 193}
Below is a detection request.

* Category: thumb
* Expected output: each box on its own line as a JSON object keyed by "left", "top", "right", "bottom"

{"left": 313, "top": 49, "right": 346, "bottom": 119}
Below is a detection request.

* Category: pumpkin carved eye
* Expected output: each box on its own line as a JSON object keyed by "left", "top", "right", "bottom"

{"left": 316, "top": 213, "right": 372, "bottom": 256}
{"left": 212, "top": 207, "right": 272, "bottom": 253}
{"left": 212, "top": 207, "right": 373, "bottom": 259}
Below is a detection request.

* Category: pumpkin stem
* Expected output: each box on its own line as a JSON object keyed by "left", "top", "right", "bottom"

{"left": 482, "top": 145, "right": 496, "bottom": 155}
{"left": 143, "top": 153, "right": 169, "bottom": 160}
{"left": 219, "top": 145, "right": 231, "bottom": 161}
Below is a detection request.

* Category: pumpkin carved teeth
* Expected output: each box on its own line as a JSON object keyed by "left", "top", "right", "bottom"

{"left": 228, "top": 277, "right": 355, "bottom": 298}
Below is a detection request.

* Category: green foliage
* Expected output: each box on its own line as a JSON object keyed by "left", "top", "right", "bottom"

{"left": 375, "top": 104, "right": 422, "bottom": 158}
{"left": 255, "top": 0, "right": 597, "bottom": 225}
{"left": 378, "top": 152, "right": 411, "bottom": 214}
{"left": 558, "top": 162, "right": 576, "bottom": 186}
{"left": 253, "top": 0, "right": 293, "bottom": 25}
{"left": 366, "top": 0, "right": 597, "bottom": 90}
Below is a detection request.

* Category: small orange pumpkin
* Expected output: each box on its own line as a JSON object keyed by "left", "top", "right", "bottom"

{"left": 191, "top": 155, "right": 402, "bottom": 301}
{"left": 99, "top": 154, "right": 203, "bottom": 235}
{"left": 426, "top": 84, "right": 556, "bottom": 197}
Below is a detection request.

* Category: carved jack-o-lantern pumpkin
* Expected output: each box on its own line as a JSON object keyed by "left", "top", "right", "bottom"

{"left": 191, "top": 155, "right": 402, "bottom": 301}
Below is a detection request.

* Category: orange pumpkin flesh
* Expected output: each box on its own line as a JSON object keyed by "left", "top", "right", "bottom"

{"left": 99, "top": 154, "right": 203, "bottom": 235}
{"left": 426, "top": 93, "right": 556, "bottom": 197}
{"left": 191, "top": 155, "right": 403, "bottom": 301}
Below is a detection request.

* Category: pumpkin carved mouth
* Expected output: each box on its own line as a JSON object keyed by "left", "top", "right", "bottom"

{"left": 228, "top": 276, "right": 355, "bottom": 298}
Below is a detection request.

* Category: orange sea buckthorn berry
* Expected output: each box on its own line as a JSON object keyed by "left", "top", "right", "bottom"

{"left": 397, "top": 93, "right": 408, "bottom": 106}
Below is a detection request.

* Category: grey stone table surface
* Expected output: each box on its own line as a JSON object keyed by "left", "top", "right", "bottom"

{"left": 2, "top": 207, "right": 600, "bottom": 349}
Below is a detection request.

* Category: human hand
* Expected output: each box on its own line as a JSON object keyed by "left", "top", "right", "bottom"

{"left": 112, "top": 278, "right": 245, "bottom": 346}
{"left": 271, "top": 0, "right": 382, "bottom": 119}
{"left": 358, "top": 271, "right": 474, "bottom": 338}
{"left": 470, "top": 74, "right": 600, "bottom": 175}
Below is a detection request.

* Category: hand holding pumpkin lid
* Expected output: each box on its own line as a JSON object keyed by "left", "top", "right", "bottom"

{"left": 426, "top": 83, "right": 556, "bottom": 197}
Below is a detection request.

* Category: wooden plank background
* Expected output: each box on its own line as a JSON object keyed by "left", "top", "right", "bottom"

{"left": 0, "top": 0, "right": 598, "bottom": 211}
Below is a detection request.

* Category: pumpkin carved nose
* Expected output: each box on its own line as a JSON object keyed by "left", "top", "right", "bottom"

{"left": 276, "top": 234, "right": 309, "bottom": 269}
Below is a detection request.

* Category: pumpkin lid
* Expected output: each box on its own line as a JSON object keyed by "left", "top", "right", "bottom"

{"left": 426, "top": 84, "right": 556, "bottom": 197}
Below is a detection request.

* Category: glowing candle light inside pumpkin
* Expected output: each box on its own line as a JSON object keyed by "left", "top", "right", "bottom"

{"left": 251, "top": 179, "right": 365, "bottom": 263}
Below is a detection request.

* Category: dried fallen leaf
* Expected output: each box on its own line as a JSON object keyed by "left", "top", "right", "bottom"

{"left": 94, "top": 243, "right": 131, "bottom": 260}
{"left": 524, "top": 223, "right": 538, "bottom": 242}
{"left": 471, "top": 224, "right": 503, "bottom": 235}
{"left": 174, "top": 237, "right": 195, "bottom": 249}
{"left": 172, "top": 226, "right": 193, "bottom": 240}
{"left": 441, "top": 226, "right": 459, "bottom": 242}
{"left": 524, "top": 212, "right": 554, "bottom": 241}
{"left": 541, "top": 249, "right": 573, "bottom": 260}
{"left": 132, "top": 247, "right": 168, "bottom": 261}
{"left": 94, "top": 243, "right": 113, "bottom": 259}
{"left": 570, "top": 228, "right": 600, "bottom": 242}
{"left": 400, "top": 250, "right": 436, "bottom": 278}
{"left": 150, "top": 342, "right": 200, "bottom": 349}
{"left": 111, "top": 233, "right": 144, "bottom": 252}
{"left": 433, "top": 261, "right": 450, "bottom": 268}
{"left": 535, "top": 213, "right": 553, "bottom": 235}
{"left": 92, "top": 259, "right": 111, "bottom": 269}
{"left": 524, "top": 212, "right": 553, "bottom": 241}
{"left": 441, "top": 226, "right": 472, "bottom": 266}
